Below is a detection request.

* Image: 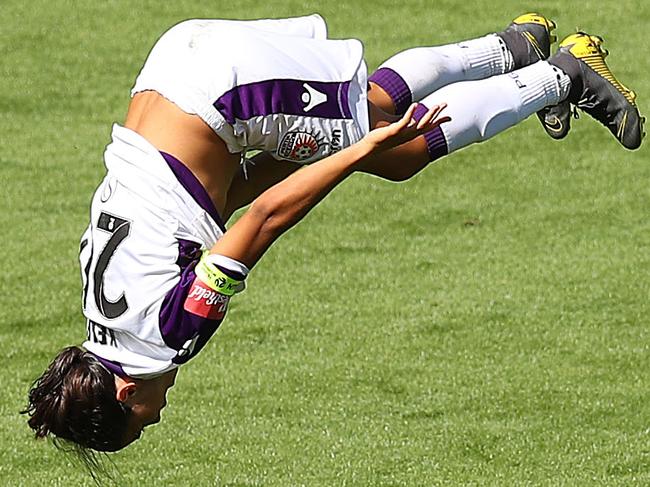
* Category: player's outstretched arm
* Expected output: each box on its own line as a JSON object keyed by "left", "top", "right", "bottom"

{"left": 210, "top": 103, "right": 450, "bottom": 268}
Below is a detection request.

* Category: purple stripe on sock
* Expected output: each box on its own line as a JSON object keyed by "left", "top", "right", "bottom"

{"left": 160, "top": 151, "right": 226, "bottom": 232}
{"left": 369, "top": 67, "right": 412, "bottom": 115}
{"left": 423, "top": 127, "right": 449, "bottom": 161}
{"left": 413, "top": 103, "right": 449, "bottom": 161}
{"left": 213, "top": 79, "right": 352, "bottom": 123}
{"left": 412, "top": 103, "right": 430, "bottom": 121}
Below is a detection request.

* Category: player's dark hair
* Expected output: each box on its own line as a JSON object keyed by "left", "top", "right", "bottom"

{"left": 22, "top": 346, "right": 131, "bottom": 474}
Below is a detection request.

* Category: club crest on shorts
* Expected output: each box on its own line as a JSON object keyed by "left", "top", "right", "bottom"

{"left": 277, "top": 130, "right": 321, "bottom": 162}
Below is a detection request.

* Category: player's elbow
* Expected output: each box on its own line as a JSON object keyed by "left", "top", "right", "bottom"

{"left": 247, "top": 195, "right": 292, "bottom": 239}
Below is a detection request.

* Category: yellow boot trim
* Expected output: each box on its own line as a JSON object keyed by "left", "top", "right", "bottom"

{"left": 560, "top": 33, "right": 637, "bottom": 105}
{"left": 513, "top": 13, "right": 556, "bottom": 31}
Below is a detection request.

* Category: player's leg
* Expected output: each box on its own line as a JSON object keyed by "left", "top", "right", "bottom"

{"left": 362, "top": 60, "right": 570, "bottom": 181}
{"left": 368, "top": 13, "right": 556, "bottom": 115}
{"left": 363, "top": 32, "right": 644, "bottom": 181}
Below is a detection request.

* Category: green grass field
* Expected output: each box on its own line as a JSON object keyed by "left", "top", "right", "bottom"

{"left": 2, "top": 1, "right": 649, "bottom": 485}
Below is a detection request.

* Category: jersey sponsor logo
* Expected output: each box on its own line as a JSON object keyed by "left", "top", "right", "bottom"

{"left": 278, "top": 130, "right": 321, "bottom": 162}
{"left": 302, "top": 83, "right": 328, "bottom": 112}
{"left": 183, "top": 278, "right": 229, "bottom": 320}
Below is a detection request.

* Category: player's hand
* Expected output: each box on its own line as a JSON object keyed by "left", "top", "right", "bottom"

{"left": 361, "top": 103, "right": 451, "bottom": 153}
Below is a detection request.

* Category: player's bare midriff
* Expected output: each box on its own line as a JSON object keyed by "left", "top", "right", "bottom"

{"left": 124, "top": 90, "right": 241, "bottom": 217}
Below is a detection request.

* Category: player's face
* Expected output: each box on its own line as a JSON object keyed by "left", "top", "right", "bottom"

{"left": 121, "top": 369, "right": 178, "bottom": 447}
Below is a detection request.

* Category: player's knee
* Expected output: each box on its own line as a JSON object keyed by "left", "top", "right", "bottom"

{"left": 385, "top": 168, "right": 418, "bottom": 182}
{"left": 365, "top": 163, "right": 422, "bottom": 182}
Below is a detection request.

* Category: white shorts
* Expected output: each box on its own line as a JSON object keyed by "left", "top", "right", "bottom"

{"left": 131, "top": 15, "right": 369, "bottom": 164}
{"left": 81, "top": 125, "right": 233, "bottom": 378}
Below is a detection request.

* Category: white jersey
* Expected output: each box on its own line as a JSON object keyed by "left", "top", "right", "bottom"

{"left": 81, "top": 15, "right": 368, "bottom": 378}
{"left": 131, "top": 15, "right": 369, "bottom": 163}
{"left": 81, "top": 125, "right": 247, "bottom": 379}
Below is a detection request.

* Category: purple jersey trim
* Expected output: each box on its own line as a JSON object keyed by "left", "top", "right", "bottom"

{"left": 413, "top": 103, "right": 449, "bottom": 161}
{"left": 160, "top": 151, "right": 226, "bottom": 233}
{"left": 369, "top": 68, "right": 412, "bottom": 115}
{"left": 159, "top": 239, "right": 240, "bottom": 364}
{"left": 87, "top": 350, "right": 129, "bottom": 378}
{"left": 160, "top": 239, "right": 204, "bottom": 353}
{"left": 213, "top": 79, "right": 353, "bottom": 123}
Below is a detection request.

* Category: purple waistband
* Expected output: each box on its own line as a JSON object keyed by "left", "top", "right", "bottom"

{"left": 160, "top": 151, "right": 226, "bottom": 233}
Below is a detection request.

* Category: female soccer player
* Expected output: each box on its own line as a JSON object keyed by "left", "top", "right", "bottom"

{"left": 24, "top": 13, "right": 641, "bottom": 462}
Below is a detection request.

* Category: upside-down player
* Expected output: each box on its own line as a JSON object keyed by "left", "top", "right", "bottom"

{"left": 24, "top": 13, "right": 643, "bottom": 467}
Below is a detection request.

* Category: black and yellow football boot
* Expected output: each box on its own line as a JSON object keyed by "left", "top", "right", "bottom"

{"left": 549, "top": 32, "right": 644, "bottom": 149}
{"left": 498, "top": 13, "right": 567, "bottom": 141}
{"left": 497, "top": 13, "right": 557, "bottom": 68}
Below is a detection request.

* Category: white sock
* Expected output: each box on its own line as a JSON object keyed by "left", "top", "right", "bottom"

{"left": 370, "top": 34, "right": 513, "bottom": 111}
{"left": 420, "top": 60, "right": 571, "bottom": 153}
